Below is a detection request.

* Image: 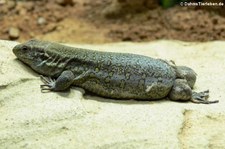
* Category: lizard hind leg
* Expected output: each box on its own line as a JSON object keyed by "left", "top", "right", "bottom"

{"left": 169, "top": 79, "right": 219, "bottom": 104}
{"left": 40, "top": 70, "right": 75, "bottom": 92}
{"left": 191, "top": 90, "right": 219, "bottom": 104}
{"left": 169, "top": 79, "right": 192, "bottom": 102}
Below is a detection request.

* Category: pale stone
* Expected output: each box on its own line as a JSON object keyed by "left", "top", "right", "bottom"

{"left": 8, "top": 27, "right": 20, "bottom": 39}
{"left": 0, "top": 40, "right": 225, "bottom": 148}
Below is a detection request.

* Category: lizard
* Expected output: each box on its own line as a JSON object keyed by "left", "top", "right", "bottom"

{"left": 12, "top": 39, "right": 218, "bottom": 104}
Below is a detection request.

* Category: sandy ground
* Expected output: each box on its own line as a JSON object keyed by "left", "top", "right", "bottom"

{"left": 0, "top": 40, "right": 225, "bottom": 148}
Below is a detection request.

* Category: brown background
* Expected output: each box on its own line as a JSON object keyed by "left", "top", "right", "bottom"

{"left": 0, "top": 0, "right": 225, "bottom": 43}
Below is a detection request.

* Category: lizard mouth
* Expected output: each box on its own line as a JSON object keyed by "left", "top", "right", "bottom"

{"left": 13, "top": 44, "right": 25, "bottom": 58}
{"left": 12, "top": 44, "right": 21, "bottom": 55}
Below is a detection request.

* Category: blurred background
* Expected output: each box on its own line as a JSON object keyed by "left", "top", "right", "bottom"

{"left": 0, "top": 0, "right": 224, "bottom": 43}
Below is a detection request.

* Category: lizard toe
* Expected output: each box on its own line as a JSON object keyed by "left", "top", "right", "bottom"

{"left": 191, "top": 90, "right": 218, "bottom": 104}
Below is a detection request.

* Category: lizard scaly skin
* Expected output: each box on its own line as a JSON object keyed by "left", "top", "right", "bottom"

{"left": 13, "top": 39, "right": 218, "bottom": 104}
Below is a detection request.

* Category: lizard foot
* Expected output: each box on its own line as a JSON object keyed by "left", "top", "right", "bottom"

{"left": 191, "top": 90, "right": 219, "bottom": 104}
{"left": 40, "top": 75, "right": 56, "bottom": 92}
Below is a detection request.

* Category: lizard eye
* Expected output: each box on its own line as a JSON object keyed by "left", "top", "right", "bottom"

{"left": 22, "top": 46, "right": 28, "bottom": 51}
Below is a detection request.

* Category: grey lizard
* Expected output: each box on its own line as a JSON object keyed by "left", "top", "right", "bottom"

{"left": 13, "top": 39, "right": 218, "bottom": 104}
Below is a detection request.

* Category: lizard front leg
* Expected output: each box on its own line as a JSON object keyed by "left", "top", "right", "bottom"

{"left": 40, "top": 70, "right": 75, "bottom": 92}
{"left": 40, "top": 70, "right": 90, "bottom": 92}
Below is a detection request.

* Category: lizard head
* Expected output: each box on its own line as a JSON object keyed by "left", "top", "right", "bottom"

{"left": 13, "top": 39, "right": 49, "bottom": 65}
{"left": 13, "top": 39, "right": 65, "bottom": 76}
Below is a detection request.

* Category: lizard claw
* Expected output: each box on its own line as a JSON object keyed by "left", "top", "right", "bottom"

{"left": 191, "top": 90, "right": 219, "bottom": 104}
{"left": 40, "top": 75, "right": 56, "bottom": 92}
{"left": 40, "top": 75, "right": 55, "bottom": 84}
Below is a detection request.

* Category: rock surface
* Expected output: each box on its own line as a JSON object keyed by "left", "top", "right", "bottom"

{"left": 0, "top": 40, "right": 225, "bottom": 148}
